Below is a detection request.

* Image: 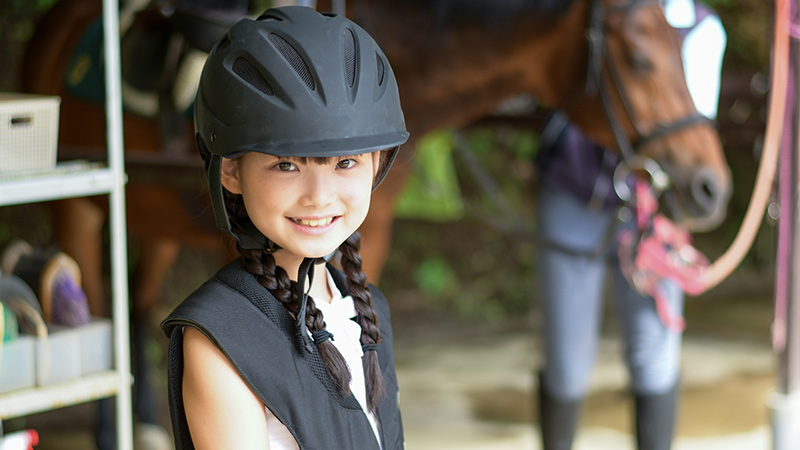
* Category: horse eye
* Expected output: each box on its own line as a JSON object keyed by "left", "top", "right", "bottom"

{"left": 627, "top": 50, "right": 654, "bottom": 72}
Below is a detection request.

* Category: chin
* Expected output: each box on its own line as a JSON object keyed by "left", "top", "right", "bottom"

{"left": 304, "top": 245, "right": 341, "bottom": 260}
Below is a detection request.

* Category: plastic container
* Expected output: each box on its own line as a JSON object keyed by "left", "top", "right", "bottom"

{"left": 0, "top": 335, "right": 36, "bottom": 393}
{"left": 35, "top": 326, "right": 81, "bottom": 386}
{"left": 0, "top": 93, "right": 60, "bottom": 175}
{"left": 79, "top": 317, "right": 113, "bottom": 376}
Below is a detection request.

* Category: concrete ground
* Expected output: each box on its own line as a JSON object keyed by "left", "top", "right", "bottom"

{"left": 393, "top": 314, "right": 774, "bottom": 450}
{"left": 390, "top": 280, "right": 778, "bottom": 450}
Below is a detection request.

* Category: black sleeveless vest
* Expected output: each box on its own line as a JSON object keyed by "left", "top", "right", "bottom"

{"left": 161, "top": 259, "right": 404, "bottom": 449}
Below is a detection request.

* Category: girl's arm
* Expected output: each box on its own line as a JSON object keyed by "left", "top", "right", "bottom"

{"left": 182, "top": 326, "right": 271, "bottom": 449}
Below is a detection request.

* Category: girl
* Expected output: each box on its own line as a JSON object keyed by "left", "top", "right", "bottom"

{"left": 161, "top": 6, "right": 409, "bottom": 449}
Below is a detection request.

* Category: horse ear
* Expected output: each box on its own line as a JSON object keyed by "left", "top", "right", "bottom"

{"left": 220, "top": 157, "right": 243, "bottom": 195}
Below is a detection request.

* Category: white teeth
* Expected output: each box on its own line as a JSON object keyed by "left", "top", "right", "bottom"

{"left": 296, "top": 217, "right": 333, "bottom": 227}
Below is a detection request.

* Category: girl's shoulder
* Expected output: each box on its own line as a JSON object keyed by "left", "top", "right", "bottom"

{"left": 162, "top": 258, "right": 294, "bottom": 339}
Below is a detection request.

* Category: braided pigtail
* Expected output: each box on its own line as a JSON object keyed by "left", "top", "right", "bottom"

{"left": 303, "top": 295, "right": 352, "bottom": 396}
{"left": 339, "top": 232, "right": 384, "bottom": 413}
{"left": 224, "top": 189, "right": 353, "bottom": 397}
{"left": 227, "top": 190, "right": 297, "bottom": 314}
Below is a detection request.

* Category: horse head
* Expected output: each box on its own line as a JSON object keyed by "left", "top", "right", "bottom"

{"left": 562, "top": 0, "right": 731, "bottom": 231}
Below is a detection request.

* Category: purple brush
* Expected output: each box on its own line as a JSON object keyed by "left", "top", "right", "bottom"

{"left": 50, "top": 270, "right": 90, "bottom": 327}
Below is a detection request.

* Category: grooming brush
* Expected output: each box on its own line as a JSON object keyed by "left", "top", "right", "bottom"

{"left": 0, "top": 275, "right": 45, "bottom": 335}
{"left": 12, "top": 250, "right": 90, "bottom": 326}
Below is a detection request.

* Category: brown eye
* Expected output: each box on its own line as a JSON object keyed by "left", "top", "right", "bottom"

{"left": 337, "top": 158, "right": 356, "bottom": 169}
{"left": 628, "top": 50, "right": 654, "bottom": 72}
{"left": 277, "top": 161, "right": 297, "bottom": 171}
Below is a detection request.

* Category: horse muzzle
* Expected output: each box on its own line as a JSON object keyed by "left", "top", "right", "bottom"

{"left": 663, "top": 164, "right": 732, "bottom": 232}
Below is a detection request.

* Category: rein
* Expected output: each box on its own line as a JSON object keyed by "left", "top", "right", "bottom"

{"left": 595, "top": 0, "right": 792, "bottom": 332}
{"left": 698, "top": 0, "right": 789, "bottom": 292}
{"left": 617, "top": 179, "right": 709, "bottom": 331}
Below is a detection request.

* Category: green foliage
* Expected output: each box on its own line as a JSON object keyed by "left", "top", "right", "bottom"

{"left": 413, "top": 256, "right": 460, "bottom": 303}
{"left": 395, "top": 131, "right": 465, "bottom": 222}
{"left": 706, "top": 0, "right": 771, "bottom": 70}
{"left": 384, "top": 126, "right": 540, "bottom": 320}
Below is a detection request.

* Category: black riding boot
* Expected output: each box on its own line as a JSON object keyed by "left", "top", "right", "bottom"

{"left": 634, "top": 385, "right": 679, "bottom": 450}
{"left": 537, "top": 373, "right": 581, "bottom": 450}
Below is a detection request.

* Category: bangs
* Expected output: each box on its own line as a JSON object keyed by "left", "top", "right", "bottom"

{"left": 280, "top": 151, "right": 384, "bottom": 165}
{"left": 285, "top": 156, "right": 336, "bottom": 165}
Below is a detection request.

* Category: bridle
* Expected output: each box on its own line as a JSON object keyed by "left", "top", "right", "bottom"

{"left": 583, "top": 0, "right": 719, "bottom": 330}
{"left": 585, "top": 0, "right": 711, "bottom": 195}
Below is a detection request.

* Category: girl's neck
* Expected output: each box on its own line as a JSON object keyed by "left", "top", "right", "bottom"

{"left": 273, "top": 252, "right": 333, "bottom": 304}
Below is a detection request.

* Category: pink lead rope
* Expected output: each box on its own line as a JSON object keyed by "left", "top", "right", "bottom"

{"left": 617, "top": 180, "right": 710, "bottom": 332}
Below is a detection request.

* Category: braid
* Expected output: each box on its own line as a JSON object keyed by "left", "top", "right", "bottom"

{"left": 303, "top": 296, "right": 352, "bottom": 395}
{"left": 225, "top": 189, "right": 353, "bottom": 397}
{"left": 339, "top": 232, "right": 384, "bottom": 413}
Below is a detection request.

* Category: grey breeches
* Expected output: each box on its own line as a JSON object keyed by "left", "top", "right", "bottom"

{"left": 536, "top": 185, "right": 683, "bottom": 400}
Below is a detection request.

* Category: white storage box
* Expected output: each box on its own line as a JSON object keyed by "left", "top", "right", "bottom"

{"left": 35, "top": 325, "right": 81, "bottom": 386}
{"left": 0, "top": 93, "right": 60, "bottom": 175}
{"left": 0, "top": 335, "right": 36, "bottom": 393}
{"left": 79, "top": 317, "right": 113, "bottom": 376}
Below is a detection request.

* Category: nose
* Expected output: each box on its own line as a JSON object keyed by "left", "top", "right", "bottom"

{"left": 680, "top": 165, "right": 731, "bottom": 232}
{"left": 691, "top": 166, "right": 722, "bottom": 215}
{"left": 299, "top": 171, "right": 336, "bottom": 207}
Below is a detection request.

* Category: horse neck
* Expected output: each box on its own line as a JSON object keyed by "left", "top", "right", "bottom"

{"left": 352, "top": 0, "right": 592, "bottom": 138}
{"left": 22, "top": 0, "right": 102, "bottom": 95}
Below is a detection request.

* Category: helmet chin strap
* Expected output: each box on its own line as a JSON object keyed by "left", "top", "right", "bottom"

{"left": 294, "top": 251, "right": 337, "bottom": 353}
{"left": 295, "top": 257, "right": 316, "bottom": 353}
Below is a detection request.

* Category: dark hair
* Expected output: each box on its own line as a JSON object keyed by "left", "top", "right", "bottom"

{"left": 224, "top": 189, "right": 385, "bottom": 412}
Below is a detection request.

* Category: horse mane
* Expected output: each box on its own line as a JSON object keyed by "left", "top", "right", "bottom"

{"left": 396, "top": 0, "right": 579, "bottom": 29}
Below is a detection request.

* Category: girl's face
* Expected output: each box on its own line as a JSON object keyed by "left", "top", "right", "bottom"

{"left": 221, "top": 151, "right": 379, "bottom": 266}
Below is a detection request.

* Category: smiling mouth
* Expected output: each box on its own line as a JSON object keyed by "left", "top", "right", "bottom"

{"left": 291, "top": 217, "right": 335, "bottom": 227}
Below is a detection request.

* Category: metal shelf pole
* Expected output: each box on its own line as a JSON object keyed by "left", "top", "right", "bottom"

{"left": 102, "top": 0, "right": 133, "bottom": 448}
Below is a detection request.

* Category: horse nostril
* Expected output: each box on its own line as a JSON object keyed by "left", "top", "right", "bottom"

{"left": 691, "top": 167, "right": 719, "bottom": 213}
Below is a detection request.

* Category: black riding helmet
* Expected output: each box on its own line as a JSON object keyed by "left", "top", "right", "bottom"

{"left": 195, "top": 6, "right": 409, "bottom": 250}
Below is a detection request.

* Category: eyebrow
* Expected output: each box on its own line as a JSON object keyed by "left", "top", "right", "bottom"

{"left": 276, "top": 156, "right": 336, "bottom": 165}
{"left": 277, "top": 154, "right": 369, "bottom": 165}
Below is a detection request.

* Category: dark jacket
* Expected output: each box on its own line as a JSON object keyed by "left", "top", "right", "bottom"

{"left": 161, "top": 259, "right": 403, "bottom": 450}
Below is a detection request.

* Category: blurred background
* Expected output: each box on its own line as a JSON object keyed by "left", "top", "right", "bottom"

{"left": 0, "top": 0, "right": 781, "bottom": 448}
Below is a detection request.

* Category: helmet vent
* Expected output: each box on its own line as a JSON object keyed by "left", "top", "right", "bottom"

{"left": 215, "top": 36, "right": 231, "bottom": 54}
{"left": 268, "top": 33, "right": 316, "bottom": 91}
{"left": 256, "top": 13, "right": 281, "bottom": 22}
{"left": 233, "top": 57, "right": 275, "bottom": 96}
{"left": 343, "top": 29, "right": 357, "bottom": 88}
{"left": 376, "top": 52, "right": 385, "bottom": 86}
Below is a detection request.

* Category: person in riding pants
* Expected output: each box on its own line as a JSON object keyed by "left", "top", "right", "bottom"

{"left": 161, "top": 7, "right": 409, "bottom": 449}
{"left": 534, "top": 1, "right": 726, "bottom": 449}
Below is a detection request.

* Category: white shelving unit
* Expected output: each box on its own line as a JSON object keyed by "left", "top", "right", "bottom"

{"left": 0, "top": 0, "right": 133, "bottom": 448}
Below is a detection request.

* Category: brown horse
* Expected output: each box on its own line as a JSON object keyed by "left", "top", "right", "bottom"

{"left": 20, "top": 0, "right": 731, "bottom": 323}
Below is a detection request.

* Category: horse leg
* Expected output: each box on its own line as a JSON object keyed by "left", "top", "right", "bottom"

{"left": 47, "top": 197, "right": 108, "bottom": 317}
{"left": 360, "top": 159, "right": 411, "bottom": 285}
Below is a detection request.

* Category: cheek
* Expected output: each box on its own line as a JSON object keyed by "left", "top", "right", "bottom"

{"left": 239, "top": 179, "right": 286, "bottom": 223}
{"left": 343, "top": 172, "right": 375, "bottom": 213}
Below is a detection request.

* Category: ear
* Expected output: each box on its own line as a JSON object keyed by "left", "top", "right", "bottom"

{"left": 220, "top": 157, "right": 242, "bottom": 194}
{"left": 372, "top": 151, "right": 381, "bottom": 181}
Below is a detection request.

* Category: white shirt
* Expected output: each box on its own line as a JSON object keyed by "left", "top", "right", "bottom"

{"left": 265, "top": 269, "right": 382, "bottom": 449}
